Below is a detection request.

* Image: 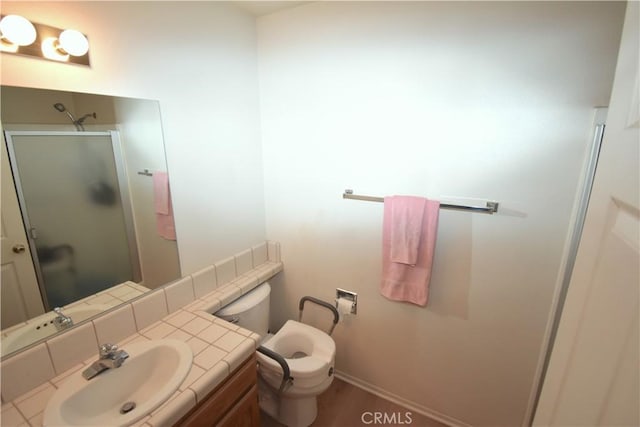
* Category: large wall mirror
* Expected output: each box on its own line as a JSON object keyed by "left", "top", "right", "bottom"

{"left": 1, "top": 86, "right": 181, "bottom": 357}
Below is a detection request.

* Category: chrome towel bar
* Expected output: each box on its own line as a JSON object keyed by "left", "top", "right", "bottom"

{"left": 343, "top": 189, "right": 499, "bottom": 214}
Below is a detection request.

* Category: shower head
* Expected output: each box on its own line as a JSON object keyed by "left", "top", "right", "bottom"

{"left": 52, "top": 103, "right": 96, "bottom": 131}
{"left": 53, "top": 102, "right": 81, "bottom": 130}
{"left": 77, "top": 112, "right": 97, "bottom": 123}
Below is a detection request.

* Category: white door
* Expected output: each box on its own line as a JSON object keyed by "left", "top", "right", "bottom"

{"left": 534, "top": 3, "right": 639, "bottom": 426}
{"left": 1, "top": 132, "right": 45, "bottom": 328}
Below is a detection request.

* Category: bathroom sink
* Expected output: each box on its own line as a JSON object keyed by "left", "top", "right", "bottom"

{"left": 43, "top": 339, "right": 193, "bottom": 427}
{"left": 1, "top": 304, "right": 112, "bottom": 356}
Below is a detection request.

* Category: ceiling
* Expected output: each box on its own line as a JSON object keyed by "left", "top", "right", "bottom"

{"left": 234, "top": 1, "right": 312, "bottom": 17}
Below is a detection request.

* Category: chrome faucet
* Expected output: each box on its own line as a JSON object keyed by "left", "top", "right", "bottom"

{"left": 82, "top": 343, "right": 129, "bottom": 380}
{"left": 52, "top": 307, "right": 74, "bottom": 331}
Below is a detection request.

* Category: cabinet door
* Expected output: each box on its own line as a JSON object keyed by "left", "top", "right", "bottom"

{"left": 178, "top": 354, "right": 258, "bottom": 427}
{"left": 217, "top": 385, "right": 260, "bottom": 427}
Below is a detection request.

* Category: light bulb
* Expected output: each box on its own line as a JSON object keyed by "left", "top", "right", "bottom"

{"left": 41, "top": 36, "right": 69, "bottom": 61}
{"left": 0, "top": 15, "right": 36, "bottom": 46}
{"left": 58, "top": 29, "right": 88, "bottom": 56}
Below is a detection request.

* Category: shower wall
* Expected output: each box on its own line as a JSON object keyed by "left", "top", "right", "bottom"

{"left": 258, "top": 2, "right": 626, "bottom": 426}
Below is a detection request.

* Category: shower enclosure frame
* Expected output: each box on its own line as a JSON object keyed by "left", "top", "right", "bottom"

{"left": 4, "top": 130, "right": 142, "bottom": 310}
{"left": 525, "top": 108, "right": 608, "bottom": 423}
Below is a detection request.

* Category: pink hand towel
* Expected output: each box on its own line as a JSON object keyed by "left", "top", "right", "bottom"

{"left": 152, "top": 171, "right": 176, "bottom": 241}
{"left": 389, "top": 196, "right": 426, "bottom": 265}
{"left": 381, "top": 196, "right": 440, "bottom": 306}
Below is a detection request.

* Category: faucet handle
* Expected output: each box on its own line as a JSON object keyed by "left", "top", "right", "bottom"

{"left": 52, "top": 307, "right": 73, "bottom": 331}
{"left": 99, "top": 343, "right": 119, "bottom": 358}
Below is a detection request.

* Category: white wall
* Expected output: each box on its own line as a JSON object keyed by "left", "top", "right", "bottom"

{"left": 257, "top": 2, "right": 625, "bottom": 426}
{"left": 0, "top": 1, "right": 266, "bottom": 275}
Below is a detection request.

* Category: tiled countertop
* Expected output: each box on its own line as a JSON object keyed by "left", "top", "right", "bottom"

{"left": 1, "top": 258, "right": 282, "bottom": 427}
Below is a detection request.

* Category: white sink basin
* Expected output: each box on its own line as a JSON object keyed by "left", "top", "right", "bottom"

{"left": 2, "top": 304, "right": 112, "bottom": 356}
{"left": 43, "top": 339, "right": 193, "bottom": 427}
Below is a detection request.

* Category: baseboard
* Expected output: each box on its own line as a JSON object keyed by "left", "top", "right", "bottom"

{"left": 334, "top": 370, "right": 472, "bottom": 427}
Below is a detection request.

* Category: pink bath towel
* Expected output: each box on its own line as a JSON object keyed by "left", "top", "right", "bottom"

{"left": 381, "top": 196, "right": 440, "bottom": 306}
{"left": 153, "top": 171, "right": 176, "bottom": 240}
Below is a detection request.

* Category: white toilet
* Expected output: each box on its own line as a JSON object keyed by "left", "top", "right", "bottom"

{"left": 215, "top": 282, "right": 336, "bottom": 427}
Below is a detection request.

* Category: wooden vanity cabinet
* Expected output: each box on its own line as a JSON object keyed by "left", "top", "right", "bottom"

{"left": 177, "top": 353, "right": 260, "bottom": 427}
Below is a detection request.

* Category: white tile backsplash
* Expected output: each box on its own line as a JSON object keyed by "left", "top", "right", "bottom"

{"left": 214, "top": 256, "right": 236, "bottom": 286}
{"left": 234, "top": 249, "right": 253, "bottom": 276}
{"left": 1, "top": 344, "right": 55, "bottom": 402}
{"left": 46, "top": 322, "right": 98, "bottom": 375}
{"left": 267, "top": 241, "right": 281, "bottom": 262}
{"left": 132, "top": 290, "right": 169, "bottom": 330}
{"left": 164, "top": 277, "right": 195, "bottom": 313}
{"left": 92, "top": 304, "right": 137, "bottom": 346}
{"left": 251, "top": 242, "right": 268, "bottom": 266}
{"left": 191, "top": 265, "right": 217, "bottom": 299}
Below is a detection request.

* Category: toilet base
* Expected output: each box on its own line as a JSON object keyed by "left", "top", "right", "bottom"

{"left": 258, "top": 379, "right": 318, "bottom": 427}
{"left": 278, "top": 395, "right": 317, "bottom": 427}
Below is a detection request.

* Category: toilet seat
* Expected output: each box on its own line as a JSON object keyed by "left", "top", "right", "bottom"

{"left": 258, "top": 320, "right": 335, "bottom": 392}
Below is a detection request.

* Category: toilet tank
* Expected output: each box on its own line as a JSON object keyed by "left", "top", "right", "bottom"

{"left": 214, "top": 282, "right": 270, "bottom": 338}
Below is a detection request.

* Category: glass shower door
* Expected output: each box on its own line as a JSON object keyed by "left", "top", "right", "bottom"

{"left": 5, "top": 131, "right": 139, "bottom": 309}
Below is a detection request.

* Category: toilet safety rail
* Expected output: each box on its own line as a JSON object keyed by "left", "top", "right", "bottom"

{"left": 257, "top": 346, "right": 292, "bottom": 393}
{"left": 299, "top": 296, "right": 340, "bottom": 336}
{"left": 256, "top": 296, "right": 338, "bottom": 394}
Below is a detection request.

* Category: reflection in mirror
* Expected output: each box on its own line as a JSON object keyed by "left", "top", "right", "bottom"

{"left": 1, "top": 86, "right": 181, "bottom": 356}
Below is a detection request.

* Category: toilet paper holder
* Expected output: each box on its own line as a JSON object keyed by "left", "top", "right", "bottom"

{"left": 336, "top": 288, "right": 357, "bottom": 315}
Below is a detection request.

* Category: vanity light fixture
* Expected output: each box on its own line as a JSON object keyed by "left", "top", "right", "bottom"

{"left": 0, "top": 15, "right": 90, "bottom": 66}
